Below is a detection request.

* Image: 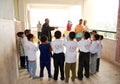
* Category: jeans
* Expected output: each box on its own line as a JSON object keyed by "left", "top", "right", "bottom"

{"left": 90, "top": 53, "right": 97, "bottom": 74}
{"left": 28, "top": 61, "right": 36, "bottom": 78}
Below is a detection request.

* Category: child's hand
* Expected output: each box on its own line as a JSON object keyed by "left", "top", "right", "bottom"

{"left": 38, "top": 41, "right": 40, "bottom": 44}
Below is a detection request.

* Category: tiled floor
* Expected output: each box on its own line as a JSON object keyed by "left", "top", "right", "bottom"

{"left": 17, "top": 56, "right": 120, "bottom": 84}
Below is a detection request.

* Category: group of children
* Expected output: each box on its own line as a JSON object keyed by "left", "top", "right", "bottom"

{"left": 17, "top": 29, "right": 103, "bottom": 82}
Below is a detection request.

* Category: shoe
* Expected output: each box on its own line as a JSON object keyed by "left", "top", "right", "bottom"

{"left": 77, "top": 77, "right": 82, "bottom": 80}
{"left": 61, "top": 77, "right": 65, "bottom": 81}
{"left": 84, "top": 74, "right": 89, "bottom": 78}
{"left": 40, "top": 77, "right": 43, "bottom": 81}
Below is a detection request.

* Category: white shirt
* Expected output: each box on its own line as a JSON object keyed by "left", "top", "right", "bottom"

{"left": 65, "top": 40, "right": 77, "bottom": 63}
{"left": 97, "top": 40, "right": 102, "bottom": 58}
{"left": 27, "top": 41, "right": 38, "bottom": 61}
{"left": 51, "top": 39, "right": 65, "bottom": 53}
{"left": 23, "top": 36, "right": 29, "bottom": 56}
{"left": 37, "top": 23, "right": 42, "bottom": 32}
{"left": 78, "top": 39, "right": 91, "bottom": 52}
{"left": 90, "top": 41, "right": 99, "bottom": 54}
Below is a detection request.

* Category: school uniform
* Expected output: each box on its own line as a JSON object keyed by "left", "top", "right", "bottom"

{"left": 51, "top": 39, "right": 65, "bottom": 80}
{"left": 96, "top": 40, "right": 102, "bottom": 72}
{"left": 27, "top": 41, "right": 38, "bottom": 78}
{"left": 90, "top": 41, "right": 98, "bottom": 74}
{"left": 77, "top": 39, "right": 91, "bottom": 80}
{"left": 39, "top": 43, "right": 52, "bottom": 78}
{"left": 65, "top": 40, "right": 77, "bottom": 82}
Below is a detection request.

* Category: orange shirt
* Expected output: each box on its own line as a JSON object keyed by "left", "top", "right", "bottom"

{"left": 75, "top": 24, "right": 84, "bottom": 34}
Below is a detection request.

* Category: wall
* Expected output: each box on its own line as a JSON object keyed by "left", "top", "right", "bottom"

{"left": 102, "top": 39, "right": 120, "bottom": 65}
{"left": 0, "top": 0, "right": 18, "bottom": 84}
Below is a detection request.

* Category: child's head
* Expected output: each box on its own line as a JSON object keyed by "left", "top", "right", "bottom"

{"left": 40, "top": 35, "right": 48, "bottom": 43}
{"left": 27, "top": 34, "right": 34, "bottom": 42}
{"left": 99, "top": 35, "right": 104, "bottom": 40}
{"left": 24, "top": 29, "right": 31, "bottom": 36}
{"left": 69, "top": 31, "right": 76, "bottom": 40}
{"left": 76, "top": 33, "right": 82, "bottom": 42}
{"left": 54, "top": 30, "right": 61, "bottom": 39}
{"left": 83, "top": 31, "right": 90, "bottom": 39}
{"left": 93, "top": 34, "right": 99, "bottom": 41}
{"left": 17, "top": 32, "right": 24, "bottom": 38}
{"left": 92, "top": 30, "right": 97, "bottom": 35}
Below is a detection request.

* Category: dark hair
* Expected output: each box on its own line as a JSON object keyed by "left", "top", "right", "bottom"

{"left": 24, "top": 29, "right": 31, "bottom": 36}
{"left": 99, "top": 35, "right": 104, "bottom": 40}
{"left": 94, "top": 34, "right": 100, "bottom": 40}
{"left": 40, "top": 35, "right": 48, "bottom": 42}
{"left": 17, "top": 32, "right": 24, "bottom": 38}
{"left": 27, "top": 34, "right": 34, "bottom": 41}
{"left": 84, "top": 31, "right": 90, "bottom": 39}
{"left": 92, "top": 30, "right": 97, "bottom": 34}
{"left": 79, "top": 19, "right": 83, "bottom": 22}
{"left": 69, "top": 31, "right": 76, "bottom": 40}
{"left": 54, "top": 30, "right": 61, "bottom": 39}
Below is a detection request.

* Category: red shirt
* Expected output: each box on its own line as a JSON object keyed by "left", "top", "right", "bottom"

{"left": 66, "top": 23, "right": 72, "bottom": 31}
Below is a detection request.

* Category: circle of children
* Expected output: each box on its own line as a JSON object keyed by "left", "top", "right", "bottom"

{"left": 17, "top": 18, "right": 103, "bottom": 83}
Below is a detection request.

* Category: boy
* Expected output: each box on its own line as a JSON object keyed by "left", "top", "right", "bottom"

{"left": 77, "top": 31, "right": 91, "bottom": 80}
{"left": 90, "top": 34, "right": 99, "bottom": 74}
{"left": 17, "top": 32, "right": 25, "bottom": 69}
{"left": 51, "top": 30, "right": 65, "bottom": 81}
{"left": 96, "top": 35, "right": 104, "bottom": 72}
{"left": 27, "top": 34, "right": 38, "bottom": 79}
{"left": 65, "top": 32, "right": 77, "bottom": 83}
{"left": 39, "top": 35, "right": 52, "bottom": 79}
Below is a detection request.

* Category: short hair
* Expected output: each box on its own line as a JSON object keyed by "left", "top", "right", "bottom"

{"left": 92, "top": 30, "right": 97, "bottom": 34}
{"left": 17, "top": 32, "right": 24, "bottom": 37}
{"left": 79, "top": 19, "right": 83, "bottom": 22}
{"left": 94, "top": 34, "right": 100, "bottom": 40}
{"left": 69, "top": 31, "right": 76, "bottom": 40}
{"left": 24, "top": 29, "right": 30, "bottom": 36}
{"left": 54, "top": 30, "right": 61, "bottom": 39}
{"left": 84, "top": 31, "right": 90, "bottom": 39}
{"left": 27, "top": 34, "right": 34, "bottom": 41}
{"left": 40, "top": 35, "right": 48, "bottom": 42}
{"left": 99, "top": 35, "right": 104, "bottom": 40}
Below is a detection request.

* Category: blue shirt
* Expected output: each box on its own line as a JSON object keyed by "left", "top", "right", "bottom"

{"left": 39, "top": 43, "right": 51, "bottom": 62}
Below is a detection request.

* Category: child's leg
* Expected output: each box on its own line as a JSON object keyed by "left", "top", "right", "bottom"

{"left": 40, "top": 62, "right": 45, "bottom": 77}
{"left": 84, "top": 53, "right": 90, "bottom": 78}
{"left": 31, "top": 61, "right": 37, "bottom": 78}
{"left": 46, "top": 61, "right": 52, "bottom": 78}
{"left": 53, "top": 54, "right": 59, "bottom": 80}
{"left": 96, "top": 58, "right": 100, "bottom": 72}
{"left": 90, "top": 54, "right": 97, "bottom": 74}
{"left": 59, "top": 53, "right": 65, "bottom": 80}
{"left": 77, "top": 52, "right": 84, "bottom": 80}
{"left": 71, "top": 63, "right": 76, "bottom": 81}
{"left": 28, "top": 61, "right": 32, "bottom": 77}
{"left": 65, "top": 63, "right": 71, "bottom": 82}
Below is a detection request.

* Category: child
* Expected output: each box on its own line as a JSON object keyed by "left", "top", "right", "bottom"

{"left": 77, "top": 31, "right": 91, "bottom": 80}
{"left": 90, "top": 34, "right": 99, "bottom": 74}
{"left": 96, "top": 35, "right": 104, "bottom": 72}
{"left": 39, "top": 35, "right": 52, "bottom": 79}
{"left": 17, "top": 32, "right": 25, "bottom": 69}
{"left": 51, "top": 30, "right": 65, "bottom": 81}
{"left": 23, "top": 29, "right": 31, "bottom": 71}
{"left": 27, "top": 34, "right": 38, "bottom": 79}
{"left": 64, "top": 32, "right": 77, "bottom": 83}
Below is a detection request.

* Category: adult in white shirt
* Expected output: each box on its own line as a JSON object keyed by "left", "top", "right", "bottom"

{"left": 51, "top": 30, "right": 65, "bottom": 81}
{"left": 77, "top": 31, "right": 91, "bottom": 80}
{"left": 37, "top": 21, "right": 42, "bottom": 39}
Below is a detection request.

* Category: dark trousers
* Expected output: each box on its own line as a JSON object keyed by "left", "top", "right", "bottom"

{"left": 40, "top": 61, "right": 52, "bottom": 78}
{"left": 78, "top": 51, "right": 90, "bottom": 79}
{"left": 20, "top": 56, "right": 26, "bottom": 68}
{"left": 96, "top": 58, "right": 100, "bottom": 72}
{"left": 25, "top": 56, "right": 29, "bottom": 72}
{"left": 38, "top": 32, "right": 42, "bottom": 39}
{"left": 53, "top": 53, "right": 65, "bottom": 80}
